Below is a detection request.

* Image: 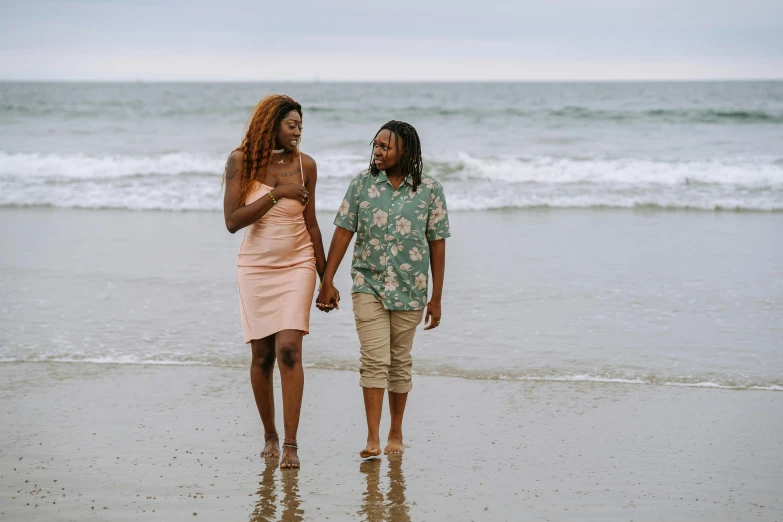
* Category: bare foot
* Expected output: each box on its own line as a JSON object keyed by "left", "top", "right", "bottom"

{"left": 384, "top": 435, "right": 404, "bottom": 456}
{"left": 360, "top": 439, "right": 382, "bottom": 459}
{"left": 280, "top": 442, "right": 300, "bottom": 470}
{"left": 261, "top": 436, "right": 280, "bottom": 459}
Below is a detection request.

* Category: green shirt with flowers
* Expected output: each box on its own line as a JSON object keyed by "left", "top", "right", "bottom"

{"left": 333, "top": 169, "right": 450, "bottom": 311}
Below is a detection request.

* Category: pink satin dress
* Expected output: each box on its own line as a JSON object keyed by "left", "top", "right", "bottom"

{"left": 237, "top": 155, "right": 316, "bottom": 343}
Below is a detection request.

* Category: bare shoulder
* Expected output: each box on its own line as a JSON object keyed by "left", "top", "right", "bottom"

{"left": 300, "top": 152, "right": 317, "bottom": 180}
{"left": 225, "top": 150, "right": 244, "bottom": 181}
{"left": 228, "top": 149, "right": 245, "bottom": 167}
{"left": 300, "top": 152, "right": 317, "bottom": 169}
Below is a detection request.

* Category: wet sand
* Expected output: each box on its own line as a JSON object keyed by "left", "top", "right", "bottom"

{"left": 0, "top": 362, "right": 781, "bottom": 521}
{"left": 2, "top": 207, "right": 782, "bottom": 389}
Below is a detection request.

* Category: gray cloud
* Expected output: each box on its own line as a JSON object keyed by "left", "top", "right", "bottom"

{"left": 1, "top": 0, "right": 781, "bottom": 80}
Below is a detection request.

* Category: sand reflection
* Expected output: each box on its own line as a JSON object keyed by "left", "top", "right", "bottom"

{"left": 250, "top": 461, "right": 303, "bottom": 522}
{"left": 359, "top": 457, "right": 410, "bottom": 522}
{"left": 386, "top": 458, "right": 410, "bottom": 521}
{"left": 359, "top": 459, "right": 385, "bottom": 520}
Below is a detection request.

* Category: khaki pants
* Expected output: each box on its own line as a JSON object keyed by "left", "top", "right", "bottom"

{"left": 352, "top": 292, "right": 424, "bottom": 393}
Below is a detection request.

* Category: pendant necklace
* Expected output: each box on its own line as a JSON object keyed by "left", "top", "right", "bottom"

{"left": 272, "top": 148, "right": 285, "bottom": 164}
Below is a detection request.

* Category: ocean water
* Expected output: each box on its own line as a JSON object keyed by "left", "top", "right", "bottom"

{"left": 1, "top": 81, "right": 783, "bottom": 211}
{"left": 0, "top": 82, "right": 781, "bottom": 392}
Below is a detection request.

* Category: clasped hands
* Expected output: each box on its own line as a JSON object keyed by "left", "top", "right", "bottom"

{"left": 315, "top": 282, "right": 340, "bottom": 313}
{"left": 317, "top": 283, "right": 442, "bottom": 330}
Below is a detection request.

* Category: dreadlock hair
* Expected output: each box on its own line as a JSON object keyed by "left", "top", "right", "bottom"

{"left": 368, "top": 120, "right": 423, "bottom": 192}
{"left": 229, "top": 94, "right": 302, "bottom": 209}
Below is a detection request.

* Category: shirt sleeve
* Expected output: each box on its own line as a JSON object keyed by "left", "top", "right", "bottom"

{"left": 426, "top": 180, "right": 451, "bottom": 241}
{"left": 333, "top": 173, "right": 362, "bottom": 232}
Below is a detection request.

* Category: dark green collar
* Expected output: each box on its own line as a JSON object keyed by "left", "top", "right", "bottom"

{"left": 376, "top": 170, "right": 413, "bottom": 187}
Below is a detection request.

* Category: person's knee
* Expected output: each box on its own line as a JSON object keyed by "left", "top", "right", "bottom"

{"left": 390, "top": 351, "right": 412, "bottom": 366}
{"left": 277, "top": 343, "right": 300, "bottom": 369}
{"left": 389, "top": 351, "right": 412, "bottom": 372}
{"left": 360, "top": 349, "right": 390, "bottom": 377}
{"left": 360, "top": 362, "right": 388, "bottom": 379}
{"left": 251, "top": 344, "right": 275, "bottom": 370}
{"left": 388, "top": 348, "right": 412, "bottom": 391}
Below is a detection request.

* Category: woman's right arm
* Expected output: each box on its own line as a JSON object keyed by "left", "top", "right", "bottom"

{"left": 223, "top": 151, "right": 308, "bottom": 234}
{"left": 223, "top": 151, "right": 273, "bottom": 233}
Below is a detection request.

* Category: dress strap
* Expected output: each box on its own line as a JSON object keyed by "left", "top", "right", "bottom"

{"left": 298, "top": 153, "right": 305, "bottom": 185}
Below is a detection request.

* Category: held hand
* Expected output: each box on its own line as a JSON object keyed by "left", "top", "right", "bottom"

{"left": 316, "top": 283, "right": 340, "bottom": 312}
{"left": 271, "top": 184, "right": 309, "bottom": 206}
{"left": 423, "top": 301, "right": 441, "bottom": 330}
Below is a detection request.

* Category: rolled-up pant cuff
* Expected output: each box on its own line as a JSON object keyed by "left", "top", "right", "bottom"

{"left": 360, "top": 377, "right": 388, "bottom": 389}
{"left": 388, "top": 381, "right": 413, "bottom": 394}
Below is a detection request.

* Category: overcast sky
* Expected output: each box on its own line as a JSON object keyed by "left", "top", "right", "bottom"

{"left": 1, "top": 0, "right": 782, "bottom": 81}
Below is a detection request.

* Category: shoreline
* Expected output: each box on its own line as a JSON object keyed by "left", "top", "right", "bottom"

{"left": 0, "top": 360, "right": 781, "bottom": 393}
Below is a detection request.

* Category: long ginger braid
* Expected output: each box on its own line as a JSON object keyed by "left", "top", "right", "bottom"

{"left": 229, "top": 94, "right": 302, "bottom": 208}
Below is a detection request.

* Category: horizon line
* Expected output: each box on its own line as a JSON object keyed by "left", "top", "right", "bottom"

{"left": 2, "top": 78, "right": 783, "bottom": 84}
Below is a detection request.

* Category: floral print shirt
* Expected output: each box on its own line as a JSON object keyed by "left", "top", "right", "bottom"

{"left": 334, "top": 169, "right": 451, "bottom": 311}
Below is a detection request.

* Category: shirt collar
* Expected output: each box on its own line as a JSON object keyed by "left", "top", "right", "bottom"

{"left": 376, "top": 170, "right": 414, "bottom": 187}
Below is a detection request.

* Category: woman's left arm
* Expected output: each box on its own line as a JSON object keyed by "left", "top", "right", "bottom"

{"left": 425, "top": 239, "right": 446, "bottom": 330}
{"left": 301, "top": 154, "right": 327, "bottom": 281}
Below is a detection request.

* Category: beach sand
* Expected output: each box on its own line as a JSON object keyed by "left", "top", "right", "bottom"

{"left": 1, "top": 362, "right": 780, "bottom": 521}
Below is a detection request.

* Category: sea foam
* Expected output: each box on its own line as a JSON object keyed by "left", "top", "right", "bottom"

{"left": 1, "top": 151, "right": 781, "bottom": 211}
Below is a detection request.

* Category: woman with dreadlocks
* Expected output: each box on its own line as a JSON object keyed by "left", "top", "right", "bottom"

{"left": 223, "top": 94, "right": 327, "bottom": 469}
{"left": 316, "top": 120, "right": 450, "bottom": 458}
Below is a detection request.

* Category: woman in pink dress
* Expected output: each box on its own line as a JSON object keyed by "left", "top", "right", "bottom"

{"left": 223, "top": 95, "right": 327, "bottom": 469}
